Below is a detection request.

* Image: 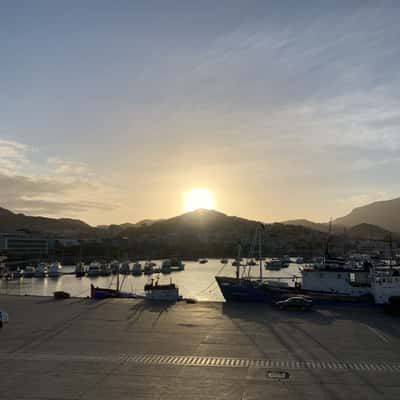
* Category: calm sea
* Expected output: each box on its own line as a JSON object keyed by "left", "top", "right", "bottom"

{"left": 0, "top": 260, "right": 301, "bottom": 301}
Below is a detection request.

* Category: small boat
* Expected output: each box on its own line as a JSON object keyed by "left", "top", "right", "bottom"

{"left": 75, "top": 262, "right": 86, "bottom": 277}
{"left": 161, "top": 260, "right": 171, "bottom": 274}
{"left": 220, "top": 259, "right": 228, "bottom": 264}
{"left": 170, "top": 258, "right": 185, "bottom": 271}
{"left": 144, "top": 278, "right": 181, "bottom": 301}
{"left": 282, "top": 255, "right": 291, "bottom": 267}
{"left": 120, "top": 262, "right": 131, "bottom": 275}
{"left": 199, "top": 259, "right": 208, "bottom": 264}
{"left": 90, "top": 284, "right": 139, "bottom": 300}
{"left": 144, "top": 262, "right": 155, "bottom": 275}
{"left": 87, "top": 262, "right": 101, "bottom": 277}
{"left": 295, "top": 257, "right": 304, "bottom": 264}
{"left": 265, "top": 258, "right": 285, "bottom": 270}
{"left": 132, "top": 262, "right": 143, "bottom": 276}
{"left": 48, "top": 262, "right": 62, "bottom": 278}
{"left": 3, "top": 268, "right": 24, "bottom": 279}
{"left": 100, "top": 263, "right": 111, "bottom": 276}
{"left": 34, "top": 263, "right": 48, "bottom": 278}
{"left": 23, "top": 266, "right": 36, "bottom": 278}
{"left": 247, "top": 259, "right": 257, "bottom": 266}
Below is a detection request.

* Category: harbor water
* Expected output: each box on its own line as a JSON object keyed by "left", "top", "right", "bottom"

{"left": 0, "top": 260, "right": 301, "bottom": 301}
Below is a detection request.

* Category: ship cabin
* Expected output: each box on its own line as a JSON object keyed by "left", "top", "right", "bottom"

{"left": 301, "top": 265, "right": 371, "bottom": 296}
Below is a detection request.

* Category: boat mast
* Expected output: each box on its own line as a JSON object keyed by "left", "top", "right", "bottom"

{"left": 236, "top": 244, "right": 242, "bottom": 281}
{"left": 325, "top": 218, "right": 333, "bottom": 258}
{"left": 258, "top": 227, "right": 263, "bottom": 280}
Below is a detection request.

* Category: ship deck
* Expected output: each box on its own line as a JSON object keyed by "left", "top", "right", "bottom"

{"left": 0, "top": 295, "right": 400, "bottom": 399}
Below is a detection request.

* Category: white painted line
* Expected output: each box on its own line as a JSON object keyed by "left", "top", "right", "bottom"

{"left": 364, "top": 324, "right": 390, "bottom": 343}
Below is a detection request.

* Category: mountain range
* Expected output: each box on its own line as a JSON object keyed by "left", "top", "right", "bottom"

{"left": 0, "top": 207, "right": 93, "bottom": 236}
{"left": 1, "top": 196, "right": 400, "bottom": 239}
{"left": 282, "top": 197, "right": 400, "bottom": 235}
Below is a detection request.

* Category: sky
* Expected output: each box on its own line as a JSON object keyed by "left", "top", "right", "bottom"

{"left": 1, "top": 0, "right": 400, "bottom": 225}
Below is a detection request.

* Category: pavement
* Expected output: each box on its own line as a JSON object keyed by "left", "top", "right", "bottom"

{"left": 0, "top": 295, "right": 400, "bottom": 399}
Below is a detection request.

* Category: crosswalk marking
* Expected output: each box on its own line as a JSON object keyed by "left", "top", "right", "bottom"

{"left": 1, "top": 352, "right": 399, "bottom": 374}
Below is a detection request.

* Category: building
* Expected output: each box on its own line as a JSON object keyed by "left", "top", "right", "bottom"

{"left": 0, "top": 234, "right": 49, "bottom": 256}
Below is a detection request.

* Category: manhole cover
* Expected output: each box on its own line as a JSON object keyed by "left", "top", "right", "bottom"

{"left": 267, "top": 371, "right": 290, "bottom": 380}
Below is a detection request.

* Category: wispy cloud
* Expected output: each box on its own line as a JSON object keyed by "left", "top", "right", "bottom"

{"left": 0, "top": 139, "right": 30, "bottom": 175}
{"left": 0, "top": 138, "right": 118, "bottom": 220}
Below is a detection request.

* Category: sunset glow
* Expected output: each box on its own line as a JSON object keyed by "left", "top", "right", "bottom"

{"left": 184, "top": 189, "right": 216, "bottom": 212}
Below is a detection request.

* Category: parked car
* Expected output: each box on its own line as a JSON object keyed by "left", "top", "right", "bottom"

{"left": 274, "top": 296, "right": 313, "bottom": 311}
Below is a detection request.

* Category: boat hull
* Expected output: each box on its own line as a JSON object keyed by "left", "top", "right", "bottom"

{"left": 215, "top": 276, "right": 375, "bottom": 305}
{"left": 90, "top": 285, "right": 139, "bottom": 300}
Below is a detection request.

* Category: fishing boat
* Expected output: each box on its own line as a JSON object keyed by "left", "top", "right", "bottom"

{"left": 90, "top": 261, "right": 139, "bottom": 300}
{"left": 132, "top": 262, "right": 143, "bottom": 276}
{"left": 216, "top": 227, "right": 400, "bottom": 307}
{"left": 144, "top": 277, "right": 181, "bottom": 301}
{"left": 48, "top": 262, "right": 62, "bottom": 278}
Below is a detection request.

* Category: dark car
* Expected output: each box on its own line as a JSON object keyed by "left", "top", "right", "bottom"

{"left": 275, "top": 296, "right": 313, "bottom": 311}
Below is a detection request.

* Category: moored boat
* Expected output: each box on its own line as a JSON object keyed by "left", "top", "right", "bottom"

{"left": 120, "top": 262, "right": 131, "bottom": 275}
{"left": 75, "top": 262, "right": 86, "bottom": 277}
{"left": 23, "top": 266, "right": 36, "bottom": 278}
{"left": 144, "top": 277, "right": 181, "bottom": 301}
{"left": 34, "top": 263, "right": 47, "bottom": 278}
{"left": 87, "top": 262, "right": 101, "bottom": 277}
{"left": 132, "top": 262, "right": 143, "bottom": 276}
{"left": 161, "top": 260, "right": 171, "bottom": 274}
{"left": 144, "top": 262, "right": 155, "bottom": 275}
{"left": 170, "top": 258, "right": 185, "bottom": 271}
{"left": 216, "top": 227, "right": 400, "bottom": 307}
{"left": 48, "top": 262, "right": 62, "bottom": 278}
{"left": 100, "top": 263, "right": 111, "bottom": 276}
{"left": 265, "top": 258, "right": 285, "bottom": 270}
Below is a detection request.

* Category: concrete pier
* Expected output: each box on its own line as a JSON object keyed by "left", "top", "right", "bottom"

{"left": 0, "top": 295, "right": 400, "bottom": 399}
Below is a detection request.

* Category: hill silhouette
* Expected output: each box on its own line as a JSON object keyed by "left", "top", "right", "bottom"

{"left": 0, "top": 207, "right": 92, "bottom": 236}
{"left": 334, "top": 197, "right": 400, "bottom": 233}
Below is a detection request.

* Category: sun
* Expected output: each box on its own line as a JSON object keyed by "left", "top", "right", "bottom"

{"left": 184, "top": 189, "right": 216, "bottom": 212}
